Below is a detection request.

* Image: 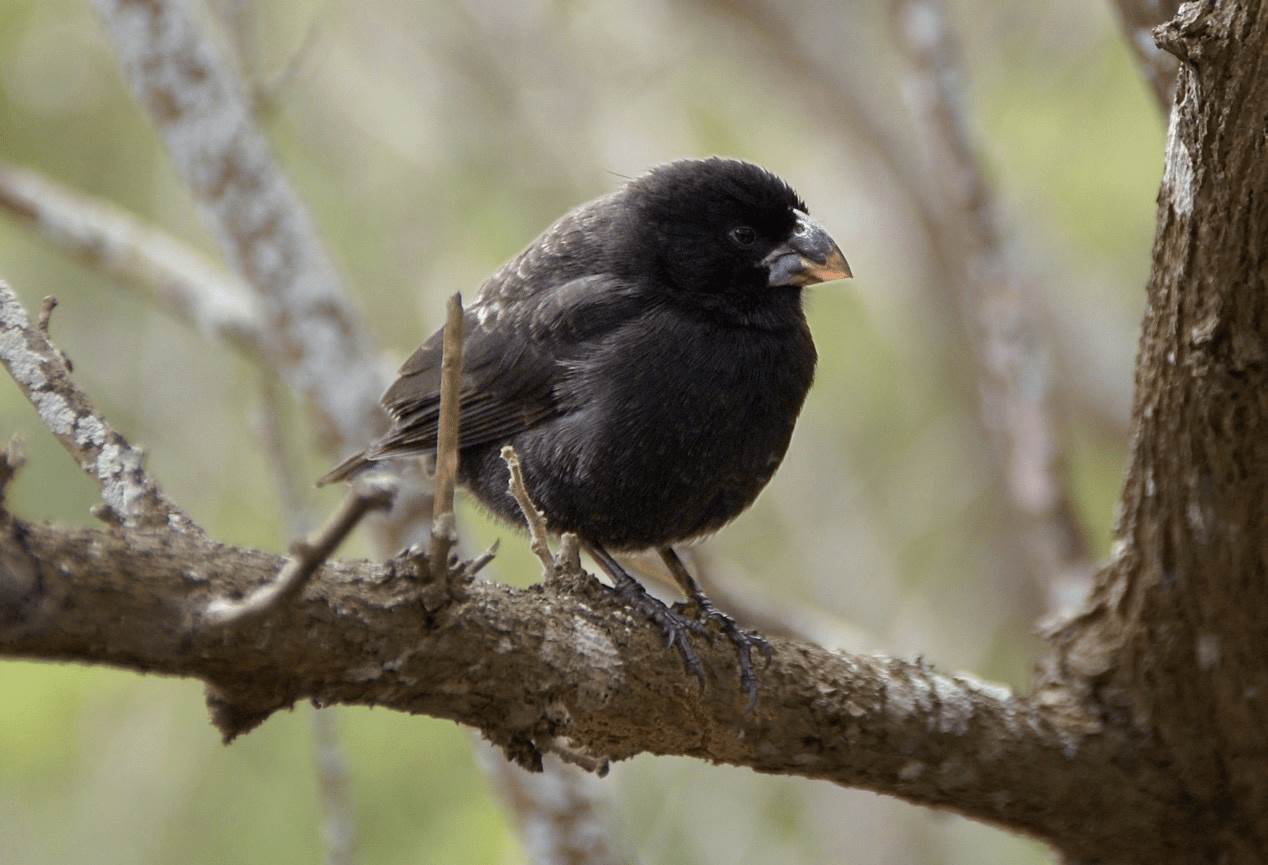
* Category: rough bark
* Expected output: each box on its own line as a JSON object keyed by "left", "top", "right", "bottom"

{"left": 1040, "top": 1, "right": 1268, "bottom": 860}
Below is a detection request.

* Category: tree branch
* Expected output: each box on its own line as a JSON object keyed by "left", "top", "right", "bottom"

{"left": 501, "top": 446, "right": 555, "bottom": 575}
{"left": 204, "top": 479, "right": 396, "bottom": 627}
{"left": 0, "top": 160, "right": 266, "bottom": 358}
{"left": 428, "top": 293, "right": 464, "bottom": 579}
{"left": 92, "top": 0, "right": 384, "bottom": 448}
{"left": 1045, "top": 3, "right": 1268, "bottom": 856}
{"left": 0, "top": 281, "right": 189, "bottom": 531}
{"left": 893, "top": 0, "right": 1094, "bottom": 616}
{"left": 0, "top": 515, "right": 1177, "bottom": 860}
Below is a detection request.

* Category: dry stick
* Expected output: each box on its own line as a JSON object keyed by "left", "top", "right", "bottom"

{"left": 428, "top": 293, "right": 465, "bottom": 580}
{"left": 892, "top": 0, "right": 1094, "bottom": 617}
{"left": 500, "top": 446, "right": 555, "bottom": 574}
{"left": 0, "top": 282, "right": 188, "bottom": 531}
{"left": 0, "top": 161, "right": 266, "bottom": 358}
{"left": 205, "top": 479, "right": 396, "bottom": 627}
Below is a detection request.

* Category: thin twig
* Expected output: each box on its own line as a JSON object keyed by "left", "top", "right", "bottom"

{"left": 428, "top": 293, "right": 465, "bottom": 579}
{"left": 892, "top": 0, "right": 1094, "bottom": 615}
{"left": 205, "top": 479, "right": 396, "bottom": 627}
{"left": 500, "top": 446, "right": 554, "bottom": 574}
{"left": 36, "top": 296, "right": 72, "bottom": 373}
{"left": 0, "top": 282, "right": 187, "bottom": 530}
{"left": 0, "top": 161, "right": 265, "bottom": 358}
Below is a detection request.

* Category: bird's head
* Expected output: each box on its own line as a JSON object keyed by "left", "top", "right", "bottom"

{"left": 617, "top": 158, "right": 851, "bottom": 317}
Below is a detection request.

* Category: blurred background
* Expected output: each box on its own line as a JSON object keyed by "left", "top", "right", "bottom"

{"left": 0, "top": 0, "right": 1162, "bottom": 862}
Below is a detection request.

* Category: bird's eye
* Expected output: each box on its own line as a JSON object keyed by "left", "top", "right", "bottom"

{"left": 792, "top": 221, "right": 808, "bottom": 237}
{"left": 729, "top": 226, "right": 758, "bottom": 247}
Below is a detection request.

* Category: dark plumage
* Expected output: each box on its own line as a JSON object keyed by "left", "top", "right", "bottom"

{"left": 321, "top": 157, "right": 850, "bottom": 701}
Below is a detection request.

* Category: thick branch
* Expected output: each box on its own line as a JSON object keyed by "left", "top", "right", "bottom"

{"left": 0, "top": 518, "right": 1178, "bottom": 861}
{"left": 0, "top": 282, "right": 188, "bottom": 530}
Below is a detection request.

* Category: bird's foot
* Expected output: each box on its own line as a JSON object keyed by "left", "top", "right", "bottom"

{"left": 612, "top": 580, "right": 708, "bottom": 687}
{"left": 672, "top": 596, "right": 773, "bottom": 710}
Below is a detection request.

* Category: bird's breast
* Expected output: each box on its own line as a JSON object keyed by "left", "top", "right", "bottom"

{"left": 543, "top": 308, "right": 816, "bottom": 547}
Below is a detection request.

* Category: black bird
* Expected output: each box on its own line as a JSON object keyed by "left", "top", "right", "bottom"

{"left": 321, "top": 157, "right": 851, "bottom": 701}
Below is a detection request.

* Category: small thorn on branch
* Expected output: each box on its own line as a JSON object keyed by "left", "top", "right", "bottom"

{"left": 205, "top": 478, "right": 397, "bottom": 627}
{"left": 500, "top": 445, "right": 554, "bottom": 575}
{"left": 428, "top": 293, "right": 465, "bottom": 582}
{"left": 37, "top": 295, "right": 72, "bottom": 372}
{"left": 461, "top": 538, "right": 499, "bottom": 580}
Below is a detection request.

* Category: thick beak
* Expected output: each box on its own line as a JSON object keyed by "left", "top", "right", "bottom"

{"left": 763, "top": 210, "right": 852, "bottom": 288}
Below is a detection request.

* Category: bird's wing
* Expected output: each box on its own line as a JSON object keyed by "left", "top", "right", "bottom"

{"left": 369, "top": 201, "right": 639, "bottom": 460}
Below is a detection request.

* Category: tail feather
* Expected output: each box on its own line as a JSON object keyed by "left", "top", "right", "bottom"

{"left": 316, "top": 450, "right": 375, "bottom": 487}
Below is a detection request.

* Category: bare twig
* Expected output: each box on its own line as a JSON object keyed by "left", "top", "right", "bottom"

{"left": 1109, "top": 0, "right": 1183, "bottom": 113}
{"left": 36, "top": 296, "right": 57, "bottom": 340}
{"left": 500, "top": 446, "right": 554, "bottom": 574}
{"left": 0, "top": 282, "right": 188, "bottom": 530}
{"left": 36, "top": 296, "right": 72, "bottom": 372}
{"left": 460, "top": 539, "right": 500, "bottom": 580}
{"left": 205, "top": 479, "right": 396, "bottom": 627}
{"left": 428, "top": 294, "right": 465, "bottom": 579}
{"left": 0, "top": 161, "right": 265, "bottom": 358}
{"left": 893, "top": 0, "right": 1094, "bottom": 615}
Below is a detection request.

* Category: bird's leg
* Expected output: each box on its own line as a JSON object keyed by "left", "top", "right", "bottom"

{"left": 659, "top": 546, "right": 773, "bottom": 708}
{"left": 582, "top": 540, "right": 707, "bottom": 687}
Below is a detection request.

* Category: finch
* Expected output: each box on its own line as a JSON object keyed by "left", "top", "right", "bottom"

{"left": 322, "top": 157, "right": 851, "bottom": 702}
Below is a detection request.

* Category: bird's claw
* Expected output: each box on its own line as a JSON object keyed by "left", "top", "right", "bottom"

{"left": 613, "top": 582, "right": 707, "bottom": 687}
{"left": 672, "top": 597, "right": 773, "bottom": 710}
